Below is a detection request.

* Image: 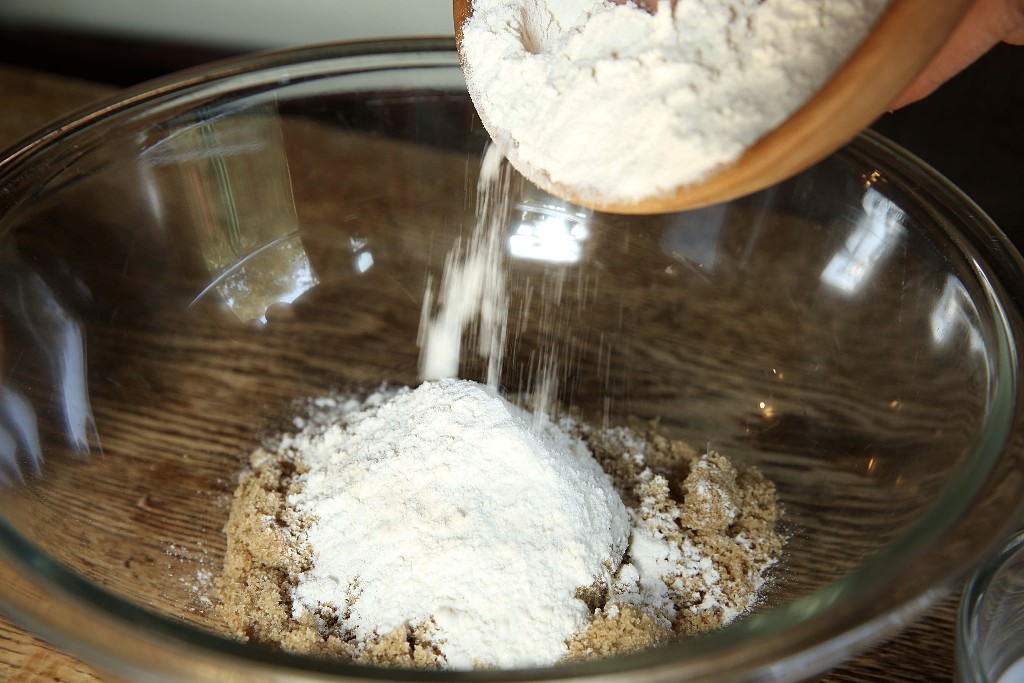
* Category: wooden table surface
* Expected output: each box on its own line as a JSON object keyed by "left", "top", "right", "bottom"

{"left": 0, "top": 62, "right": 963, "bottom": 683}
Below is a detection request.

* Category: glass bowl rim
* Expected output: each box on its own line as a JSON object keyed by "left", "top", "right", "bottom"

{"left": 1, "top": 37, "right": 1023, "bottom": 682}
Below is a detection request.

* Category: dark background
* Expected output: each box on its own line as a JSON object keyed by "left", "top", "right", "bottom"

{"left": 0, "top": 26, "right": 1020, "bottom": 245}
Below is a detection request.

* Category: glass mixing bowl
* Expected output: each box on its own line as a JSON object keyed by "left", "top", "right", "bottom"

{"left": 0, "top": 39, "right": 1022, "bottom": 683}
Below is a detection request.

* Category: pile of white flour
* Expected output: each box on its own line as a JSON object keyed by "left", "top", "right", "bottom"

{"left": 221, "top": 380, "right": 784, "bottom": 668}
{"left": 287, "top": 379, "right": 631, "bottom": 668}
{"left": 460, "top": 0, "right": 890, "bottom": 204}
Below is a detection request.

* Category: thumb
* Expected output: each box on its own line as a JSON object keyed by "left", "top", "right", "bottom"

{"left": 891, "top": 0, "right": 1024, "bottom": 109}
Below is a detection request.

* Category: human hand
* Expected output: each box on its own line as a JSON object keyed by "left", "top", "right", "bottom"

{"left": 893, "top": 0, "right": 1024, "bottom": 108}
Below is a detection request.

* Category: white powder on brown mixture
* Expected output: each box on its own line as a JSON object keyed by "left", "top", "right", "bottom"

{"left": 571, "top": 421, "right": 783, "bottom": 648}
{"left": 286, "top": 380, "right": 630, "bottom": 669}
{"left": 218, "top": 383, "right": 782, "bottom": 668}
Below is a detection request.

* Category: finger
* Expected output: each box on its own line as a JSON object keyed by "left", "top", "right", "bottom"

{"left": 891, "top": 0, "right": 1024, "bottom": 109}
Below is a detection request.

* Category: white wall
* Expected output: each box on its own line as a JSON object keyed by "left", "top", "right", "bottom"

{"left": 0, "top": 1, "right": 454, "bottom": 48}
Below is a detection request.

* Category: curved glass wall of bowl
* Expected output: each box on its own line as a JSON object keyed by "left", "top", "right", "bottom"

{"left": 139, "top": 105, "right": 318, "bottom": 325}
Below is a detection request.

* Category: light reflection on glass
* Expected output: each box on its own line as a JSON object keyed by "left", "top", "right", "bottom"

{"left": 507, "top": 200, "right": 590, "bottom": 264}
{"left": 142, "top": 108, "right": 319, "bottom": 324}
{"left": 1, "top": 253, "right": 98, "bottom": 483}
{"left": 660, "top": 204, "right": 727, "bottom": 271}
{"left": 931, "top": 274, "right": 984, "bottom": 354}
{"left": 137, "top": 149, "right": 166, "bottom": 233}
{"left": 821, "top": 188, "right": 905, "bottom": 294}
{"left": 355, "top": 250, "right": 375, "bottom": 273}
{"left": 349, "top": 236, "right": 374, "bottom": 274}
{"left": 190, "top": 233, "right": 319, "bottom": 325}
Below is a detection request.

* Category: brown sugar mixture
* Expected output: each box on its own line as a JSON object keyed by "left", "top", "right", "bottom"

{"left": 218, "top": 391, "right": 783, "bottom": 668}
{"left": 567, "top": 422, "right": 783, "bottom": 657}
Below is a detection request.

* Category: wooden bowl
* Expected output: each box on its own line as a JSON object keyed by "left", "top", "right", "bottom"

{"left": 454, "top": 0, "right": 972, "bottom": 214}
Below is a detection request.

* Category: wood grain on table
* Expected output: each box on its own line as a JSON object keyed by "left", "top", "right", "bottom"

{"left": 0, "top": 63, "right": 961, "bottom": 683}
